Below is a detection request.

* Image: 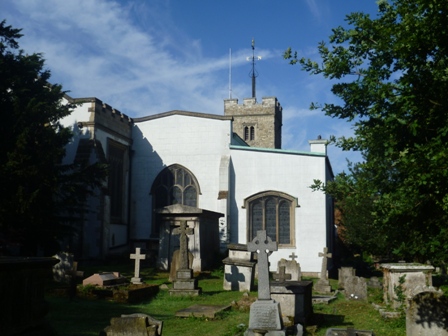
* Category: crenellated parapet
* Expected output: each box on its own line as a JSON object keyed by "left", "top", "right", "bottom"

{"left": 68, "top": 96, "right": 133, "bottom": 142}
{"left": 224, "top": 96, "right": 282, "bottom": 149}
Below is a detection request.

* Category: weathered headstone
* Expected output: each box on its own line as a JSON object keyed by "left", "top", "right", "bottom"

{"left": 52, "top": 251, "right": 74, "bottom": 283}
{"left": 246, "top": 230, "right": 287, "bottom": 336}
{"left": 130, "top": 247, "right": 146, "bottom": 284}
{"left": 169, "top": 249, "right": 193, "bottom": 282}
{"left": 101, "top": 313, "right": 163, "bottom": 336}
{"left": 169, "top": 221, "right": 201, "bottom": 296}
{"left": 406, "top": 285, "right": 448, "bottom": 336}
{"left": 314, "top": 247, "right": 332, "bottom": 293}
{"left": 344, "top": 276, "right": 368, "bottom": 301}
{"left": 338, "top": 267, "right": 355, "bottom": 290}
{"left": 277, "top": 257, "right": 301, "bottom": 282}
{"left": 367, "top": 276, "right": 382, "bottom": 289}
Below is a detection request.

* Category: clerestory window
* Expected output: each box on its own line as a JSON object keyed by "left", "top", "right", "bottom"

{"left": 244, "top": 191, "right": 297, "bottom": 247}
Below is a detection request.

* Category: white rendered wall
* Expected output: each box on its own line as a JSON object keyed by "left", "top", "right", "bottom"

{"left": 131, "top": 115, "right": 232, "bottom": 239}
{"left": 229, "top": 147, "right": 330, "bottom": 274}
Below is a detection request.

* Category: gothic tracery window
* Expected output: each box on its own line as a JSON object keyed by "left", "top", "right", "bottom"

{"left": 245, "top": 191, "right": 296, "bottom": 246}
{"left": 152, "top": 164, "right": 199, "bottom": 208}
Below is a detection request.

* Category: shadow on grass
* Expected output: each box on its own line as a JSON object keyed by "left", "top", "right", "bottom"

{"left": 309, "top": 313, "right": 353, "bottom": 330}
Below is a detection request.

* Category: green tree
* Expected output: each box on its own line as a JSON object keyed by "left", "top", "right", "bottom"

{"left": 285, "top": 0, "right": 448, "bottom": 266}
{"left": 0, "top": 21, "right": 106, "bottom": 255}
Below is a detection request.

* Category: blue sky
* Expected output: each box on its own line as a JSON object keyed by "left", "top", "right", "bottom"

{"left": 1, "top": 0, "right": 380, "bottom": 174}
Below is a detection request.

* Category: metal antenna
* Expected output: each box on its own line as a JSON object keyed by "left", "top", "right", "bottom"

{"left": 229, "top": 48, "right": 232, "bottom": 99}
{"left": 247, "top": 38, "right": 261, "bottom": 99}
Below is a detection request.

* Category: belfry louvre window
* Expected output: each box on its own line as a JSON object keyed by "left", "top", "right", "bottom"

{"left": 244, "top": 126, "right": 249, "bottom": 141}
{"left": 245, "top": 191, "right": 296, "bottom": 246}
{"left": 250, "top": 126, "right": 255, "bottom": 140}
{"left": 152, "top": 164, "right": 199, "bottom": 208}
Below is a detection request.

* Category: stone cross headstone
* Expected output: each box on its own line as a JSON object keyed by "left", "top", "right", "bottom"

{"left": 169, "top": 221, "right": 200, "bottom": 296}
{"left": 247, "top": 230, "right": 278, "bottom": 300}
{"left": 272, "top": 266, "right": 291, "bottom": 283}
{"left": 318, "top": 247, "right": 332, "bottom": 281}
{"left": 130, "top": 248, "right": 146, "bottom": 284}
{"left": 289, "top": 252, "right": 297, "bottom": 261}
{"left": 246, "top": 231, "right": 286, "bottom": 335}
{"left": 315, "top": 247, "right": 332, "bottom": 293}
{"left": 172, "top": 221, "right": 194, "bottom": 270}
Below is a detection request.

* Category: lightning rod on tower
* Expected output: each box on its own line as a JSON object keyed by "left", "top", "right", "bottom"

{"left": 247, "top": 38, "right": 262, "bottom": 99}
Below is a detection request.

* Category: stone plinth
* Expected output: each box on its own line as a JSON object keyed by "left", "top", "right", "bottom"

{"left": 223, "top": 243, "right": 255, "bottom": 292}
{"left": 246, "top": 299, "right": 286, "bottom": 336}
{"left": 381, "top": 263, "right": 434, "bottom": 308}
{"left": 270, "top": 281, "right": 313, "bottom": 326}
{"left": 101, "top": 313, "right": 163, "bottom": 336}
{"left": 169, "top": 269, "right": 201, "bottom": 296}
{"left": 314, "top": 279, "right": 332, "bottom": 294}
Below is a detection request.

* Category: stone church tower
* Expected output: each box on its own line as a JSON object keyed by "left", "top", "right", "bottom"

{"left": 224, "top": 96, "right": 282, "bottom": 149}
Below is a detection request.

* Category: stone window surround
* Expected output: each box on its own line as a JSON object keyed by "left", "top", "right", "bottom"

{"left": 243, "top": 190, "right": 298, "bottom": 248}
{"left": 243, "top": 123, "right": 256, "bottom": 141}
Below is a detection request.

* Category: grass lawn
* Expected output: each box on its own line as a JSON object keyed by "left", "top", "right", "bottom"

{"left": 45, "top": 261, "right": 407, "bottom": 335}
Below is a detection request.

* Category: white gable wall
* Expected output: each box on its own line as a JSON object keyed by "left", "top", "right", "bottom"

{"left": 230, "top": 146, "right": 330, "bottom": 273}
{"left": 131, "top": 114, "right": 232, "bottom": 239}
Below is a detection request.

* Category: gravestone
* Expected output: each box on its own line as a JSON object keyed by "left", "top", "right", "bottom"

{"left": 223, "top": 243, "right": 256, "bottom": 291}
{"left": 52, "top": 251, "right": 74, "bottom": 283}
{"left": 246, "top": 230, "right": 287, "bottom": 336}
{"left": 367, "top": 276, "right": 382, "bottom": 289}
{"left": 338, "top": 267, "right": 355, "bottom": 290}
{"left": 343, "top": 276, "right": 368, "bottom": 301}
{"left": 314, "top": 247, "right": 332, "bottom": 293}
{"left": 169, "top": 221, "right": 201, "bottom": 296}
{"left": 130, "top": 248, "right": 146, "bottom": 284}
{"left": 277, "top": 255, "right": 301, "bottom": 282}
{"left": 406, "top": 286, "right": 448, "bottom": 336}
{"left": 101, "top": 313, "right": 163, "bottom": 336}
{"left": 169, "top": 249, "right": 193, "bottom": 282}
{"left": 82, "top": 272, "right": 127, "bottom": 287}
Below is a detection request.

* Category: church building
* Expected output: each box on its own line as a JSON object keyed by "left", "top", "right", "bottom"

{"left": 60, "top": 94, "right": 334, "bottom": 276}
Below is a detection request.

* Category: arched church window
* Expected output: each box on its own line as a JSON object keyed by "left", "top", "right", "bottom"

{"left": 151, "top": 164, "right": 199, "bottom": 208}
{"left": 245, "top": 191, "right": 296, "bottom": 247}
{"left": 244, "top": 126, "right": 249, "bottom": 141}
{"left": 250, "top": 126, "right": 255, "bottom": 140}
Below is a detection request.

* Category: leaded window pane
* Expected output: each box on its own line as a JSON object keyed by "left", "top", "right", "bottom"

{"left": 175, "top": 169, "right": 183, "bottom": 186}
{"left": 265, "top": 198, "right": 277, "bottom": 242}
{"left": 279, "top": 200, "right": 290, "bottom": 244}
{"left": 184, "top": 174, "right": 191, "bottom": 186}
{"left": 172, "top": 186, "right": 182, "bottom": 204}
{"left": 184, "top": 186, "right": 197, "bottom": 207}
{"left": 251, "top": 201, "right": 263, "bottom": 240}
